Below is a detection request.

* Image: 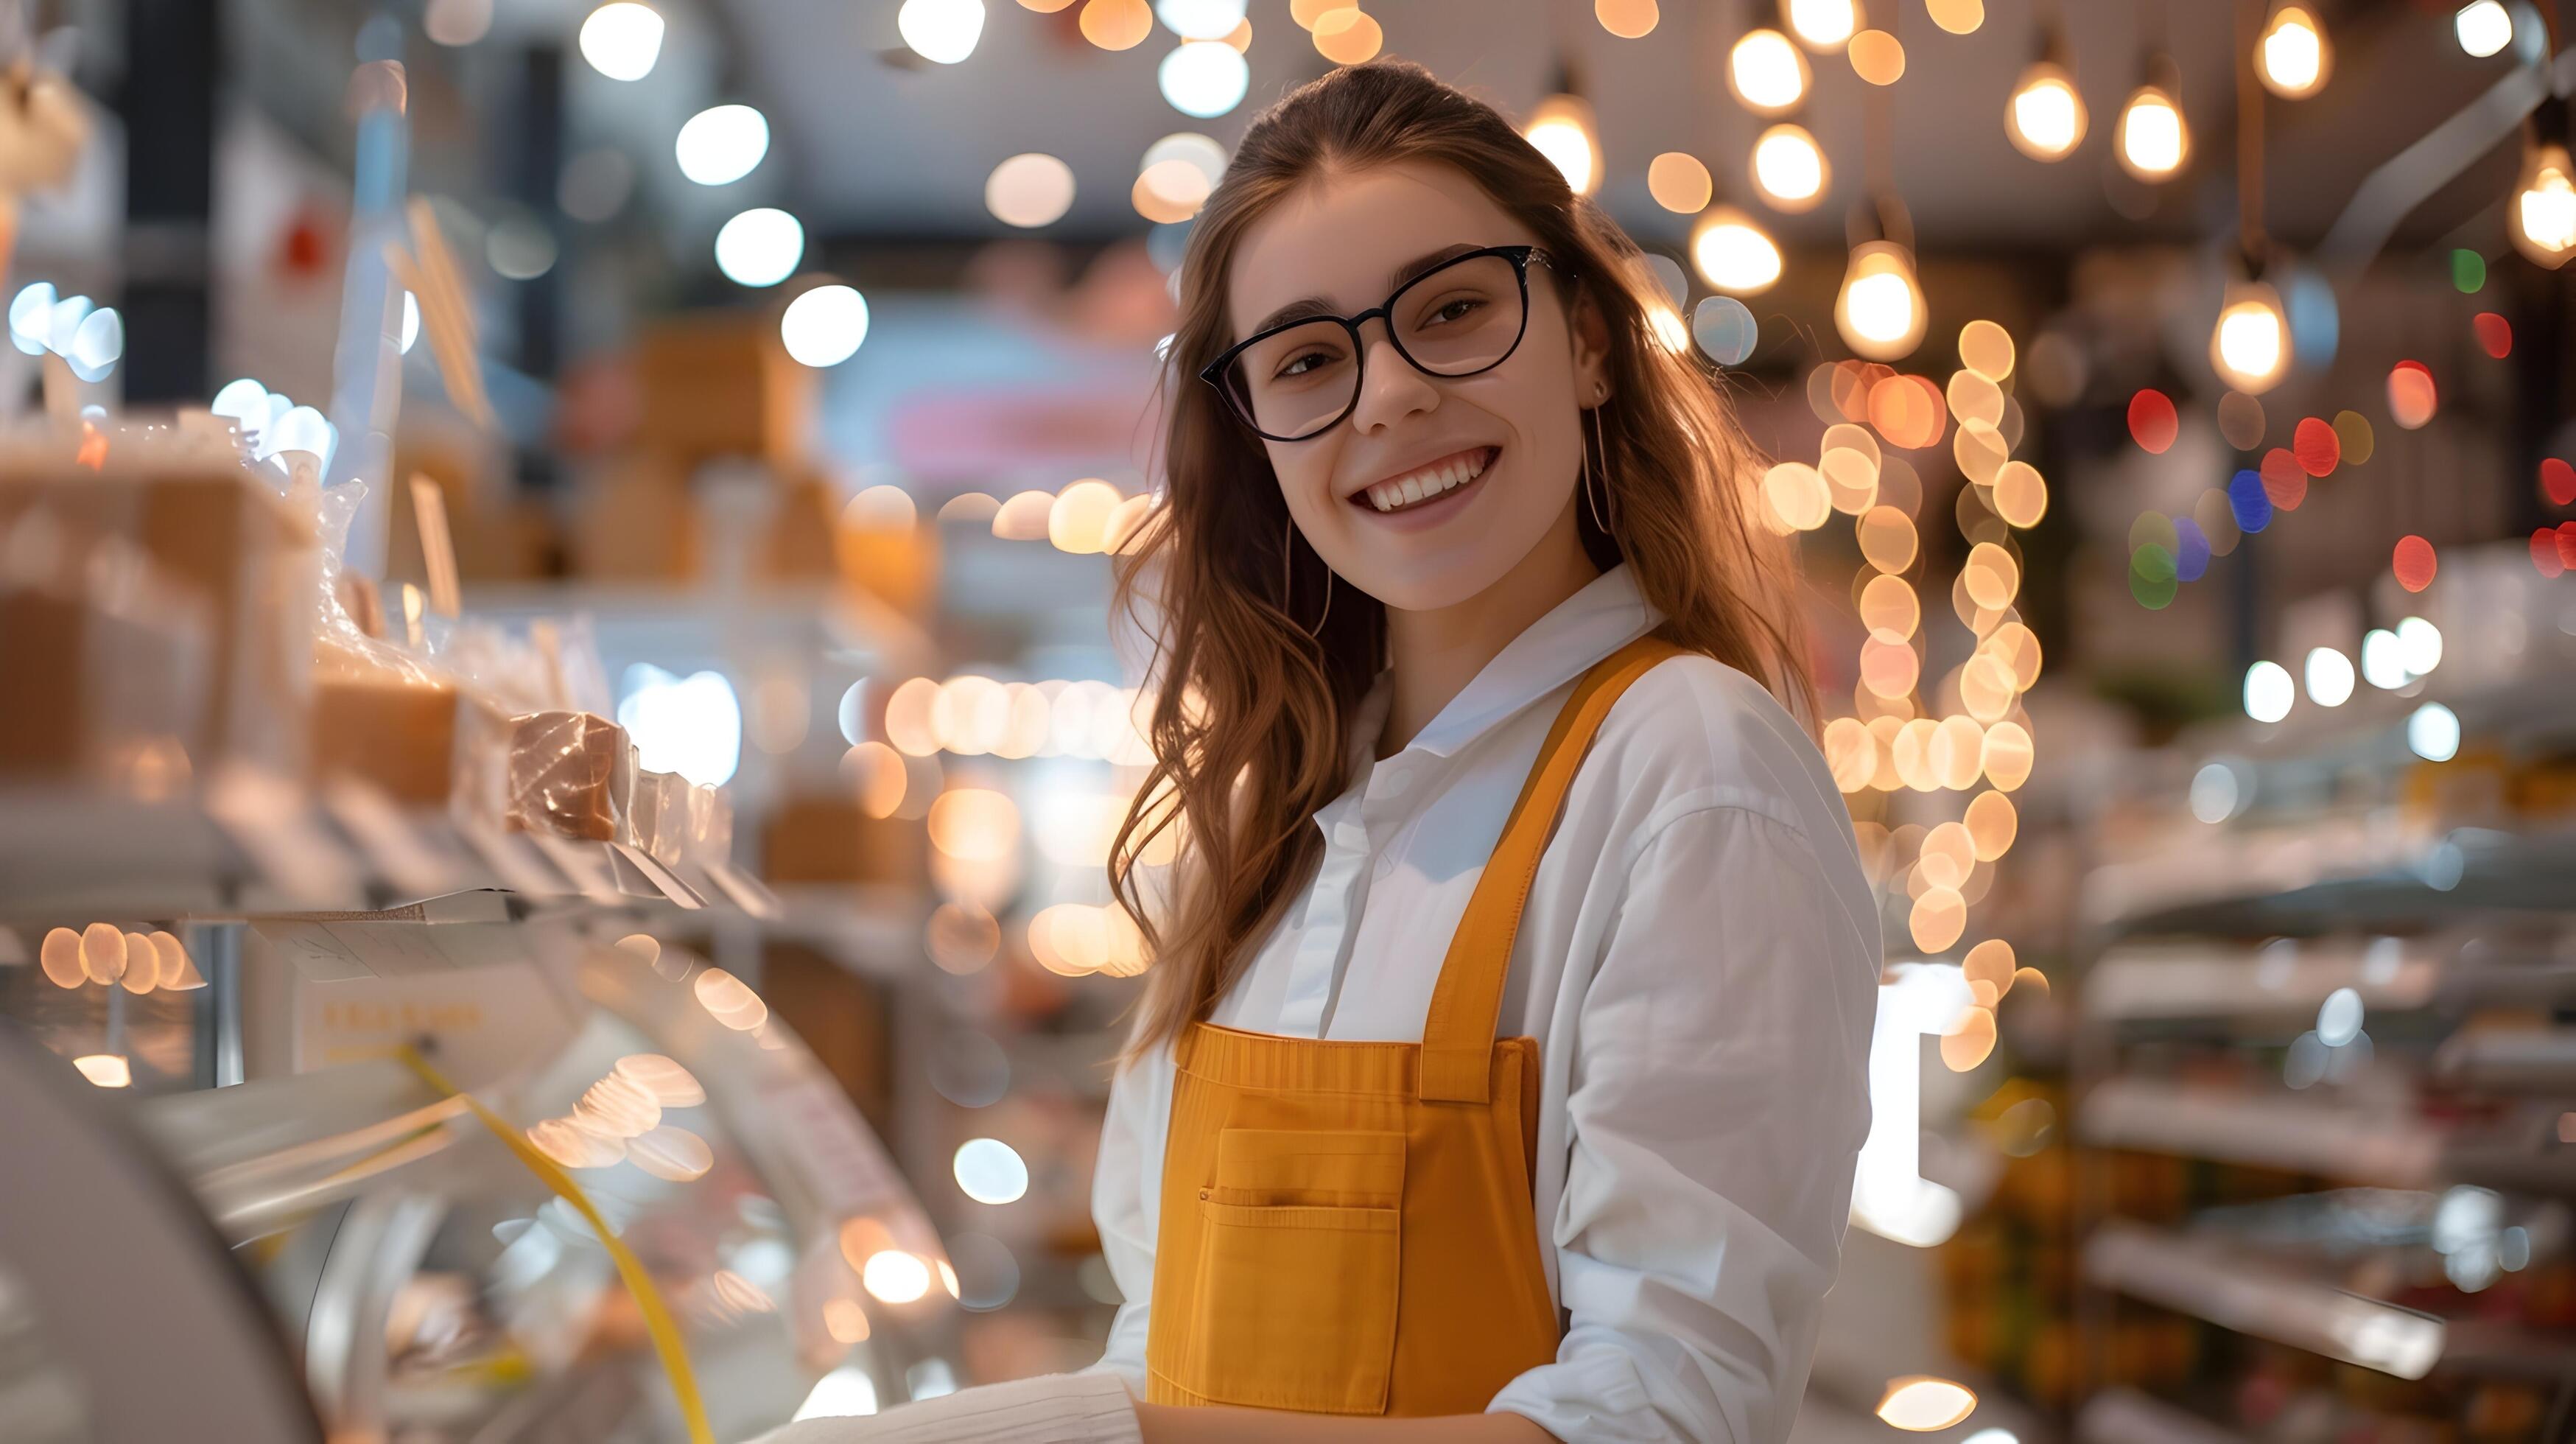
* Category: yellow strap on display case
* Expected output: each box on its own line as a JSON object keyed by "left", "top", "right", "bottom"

{"left": 393, "top": 1045, "right": 715, "bottom": 1444}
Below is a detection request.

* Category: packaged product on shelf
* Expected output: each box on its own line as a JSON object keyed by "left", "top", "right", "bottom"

{"left": 502, "top": 709, "right": 633, "bottom": 841}
{"left": 0, "top": 514, "right": 209, "bottom": 786}
{"left": 0, "top": 435, "right": 315, "bottom": 779}
{"left": 627, "top": 768, "right": 689, "bottom": 863}
{"left": 309, "top": 633, "right": 471, "bottom": 807}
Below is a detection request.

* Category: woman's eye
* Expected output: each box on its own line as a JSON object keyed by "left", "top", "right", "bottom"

{"left": 1425, "top": 297, "right": 1485, "bottom": 327}
{"left": 1277, "top": 351, "right": 1333, "bottom": 379}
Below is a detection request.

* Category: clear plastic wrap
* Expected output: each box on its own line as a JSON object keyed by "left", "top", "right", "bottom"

{"left": 503, "top": 710, "right": 634, "bottom": 842}
{"left": 625, "top": 768, "right": 689, "bottom": 865}
{"left": 308, "top": 483, "right": 474, "bottom": 807}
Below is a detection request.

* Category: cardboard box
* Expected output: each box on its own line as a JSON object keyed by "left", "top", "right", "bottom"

{"left": 761, "top": 793, "right": 926, "bottom": 888}
{"left": 631, "top": 311, "right": 815, "bottom": 467}
{"left": 0, "top": 466, "right": 312, "bottom": 777}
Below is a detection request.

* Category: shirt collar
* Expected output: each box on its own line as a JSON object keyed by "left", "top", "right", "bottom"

{"left": 1389, "top": 561, "right": 1664, "bottom": 761}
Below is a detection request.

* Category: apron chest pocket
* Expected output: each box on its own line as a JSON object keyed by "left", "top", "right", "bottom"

{"left": 1179, "top": 1129, "right": 1405, "bottom": 1415}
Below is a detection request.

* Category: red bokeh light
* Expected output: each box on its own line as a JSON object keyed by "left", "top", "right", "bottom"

{"left": 2543, "top": 458, "right": 2576, "bottom": 508}
{"left": 2393, "top": 535, "right": 2438, "bottom": 592}
{"left": 2387, "top": 361, "right": 2438, "bottom": 430}
{"left": 2127, "top": 389, "right": 2178, "bottom": 454}
{"left": 2472, "top": 312, "right": 2511, "bottom": 360}
{"left": 2259, "top": 447, "right": 2309, "bottom": 511}
{"left": 2292, "top": 416, "right": 2340, "bottom": 477}
{"left": 2535, "top": 528, "right": 2568, "bottom": 578}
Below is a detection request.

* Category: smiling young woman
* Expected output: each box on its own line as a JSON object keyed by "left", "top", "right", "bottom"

{"left": 759, "top": 58, "right": 1880, "bottom": 1444}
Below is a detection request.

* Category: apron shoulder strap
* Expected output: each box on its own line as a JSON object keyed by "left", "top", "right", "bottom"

{"left": 1417, "top": 631, "right": 1689, "bottom": 1103}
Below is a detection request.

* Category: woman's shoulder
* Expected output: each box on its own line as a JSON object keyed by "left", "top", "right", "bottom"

{"left": 1582, "top": 648, "right": 1849, "bottom": 847}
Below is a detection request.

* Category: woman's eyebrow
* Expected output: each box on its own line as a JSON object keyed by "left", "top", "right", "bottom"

{"left": 1243, "top": 242, "right": 1487, "bottom": 337}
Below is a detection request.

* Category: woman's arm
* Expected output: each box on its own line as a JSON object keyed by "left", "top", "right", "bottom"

{"left": 1482, "top": 803, "right": 1881, "bottom": 1444}
{"left": 1134, "top": 1403, "right": 1557, "bottom": 1443}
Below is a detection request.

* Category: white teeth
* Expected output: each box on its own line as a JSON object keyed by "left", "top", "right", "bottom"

{"left": 1361, "top": 450, "right": 1489, "bottom": 514}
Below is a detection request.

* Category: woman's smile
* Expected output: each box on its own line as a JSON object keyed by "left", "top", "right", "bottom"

{"left": 1347, "top": 444, "right": 1501, "bottom": 529}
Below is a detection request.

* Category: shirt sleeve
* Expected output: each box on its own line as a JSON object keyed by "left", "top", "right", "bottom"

{"left": 1488, "top": 806, "right": 1881, "bottom": 1444}
{"left": 1079, "top": 1046, "right": 1159, "bottom": 1392}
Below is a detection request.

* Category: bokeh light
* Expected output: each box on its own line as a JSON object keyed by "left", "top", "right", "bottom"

{"left": 1752, "top": 125, "right": 1831, "bottom": 211}
{"left": 2388, "top": 361, "right": 2438, "bottom": 429}
{"left": 1729, "top": 29, "right": 1811, "bottom": 113}
{"left": 2393, "top": 535, "right": 2438, "bottom": 592}
{"left": 1648, "top": 152, "right": 1713, "bottom": 213}
{"left": 2127, "top": 389, "right": 2177, "bottom": 452}
{"left": 676, "top": 105, "right": 771, "bottom": 186}
{"left": 714, "top": 208, "right": 804, "bottom": 287}
{"left": 1691, "top": 208, "right": 1783, "bottom": 294}
{"left": 986, "top": 153, "right": 1078, "bottom": 228}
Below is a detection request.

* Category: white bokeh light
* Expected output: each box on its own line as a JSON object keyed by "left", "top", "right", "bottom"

{"left": 985, "top": 153, "right": 1076, "bottom": 228}
{"left": 617, "top": 665, "right": 743, "bottom": 787}
{"left": 898, "top": 0, "right": 986, "bottom": 63}
{"left": 2245, "top": 659, "right": 2295, "bottom": 723}
{"left": 2397, "top": 616, "right": 2443, "bottom": 677}
{"left": 578, "top": 2, "right": 664, "bottom": 81}
{"left": 2407, "top": 702, "right": 2461, "bottom": 763}
{"left": 2360, "top": 628, "right": 2407, "bottom": 690}
{"left": 675, "top": 105, "right": 770, "bottom": 186}
{"left": 1155, "top": 0, "right": 1245, "bottom": 40}
{"left": 780, "top": 284, "right": 871, "bottom": 368}
{"left": 952, "top": 1138, "right": 1030, "bottom": 1205}
{"left": 2454, "top": 0, "right": 2511, "bottom": 57}
{"left": 400, "top": 291, "right": 420, "bottom": 354}
{"left": 2304, "top": 646, "right": 2356, "bottom": 707}
{"left": 1158, "top": 40, "right": 1249, "bottom": 118}
{"left": 714, "top": 208, "right": 805, "bottom": 287}
{"left": 2189, "top": 761, "right": 2242, "bottom": 823}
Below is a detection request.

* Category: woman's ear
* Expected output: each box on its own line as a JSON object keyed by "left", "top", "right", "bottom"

{"left": 1568, "top": 283, "right": 1614, "bottom": 404}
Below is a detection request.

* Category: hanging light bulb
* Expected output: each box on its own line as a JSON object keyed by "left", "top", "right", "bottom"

{"left": 1837, "top": 241, "right": 1926, "bottom": 360}
{"left": 2210, "top": 276, "right": 2292, "bottom": 393}
{"left": 2509, "top": 108, "right": 2575, "bottom": 268}
{"left": 2116, "top": 57, "right": 2189, "bottom": 180}
{"left": 1751, "top": 123, "right": 1831, "bottom": 212}
{"left": 1784, "top": 0, "right": 1856, "bottom": 52}
{"left": 1524, "top": 88, "right": 1604, "bottom": 197}
{"left": 2257, "top": 2, "right": 2329, "bottom": 99}
{"left": 1730, "top": 28, "right": 1812, "bottom": 116}
{"left": 2007, "top": 61, "right": 2087, "bottom": 160}
{"left": 1691, "top": 206, "right": 1783, "bottom": 295}
{"left": 1836, "top": 196, "right": 1926, "bottom": 362}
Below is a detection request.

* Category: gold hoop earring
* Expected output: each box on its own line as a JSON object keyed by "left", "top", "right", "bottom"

{"left": 1282, "top": 515, "right": 1333, "bottom": 638}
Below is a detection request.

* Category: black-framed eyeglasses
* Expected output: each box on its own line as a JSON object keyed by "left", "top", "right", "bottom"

{"left": 1198, "top": 244, "right": 1565, "bottom": 443}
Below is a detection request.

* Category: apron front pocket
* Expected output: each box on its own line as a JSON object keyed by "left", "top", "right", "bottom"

{"left": 1179, "top": 1129, "right": 1405, "bottom": 1414}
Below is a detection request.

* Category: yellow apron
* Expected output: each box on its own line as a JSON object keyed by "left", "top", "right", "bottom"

{"left": 1145, "top": 633, "right": 1685, "bottom": 1416}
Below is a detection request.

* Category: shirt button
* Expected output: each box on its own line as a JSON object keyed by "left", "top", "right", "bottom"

{"left": 1332, "top": 820, "right": 1366, "bottom": 852}
{"left": 1377, "top": 767, "right": 1411, "bottom": 799}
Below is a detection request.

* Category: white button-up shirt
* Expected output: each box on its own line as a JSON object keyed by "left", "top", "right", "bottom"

{"left": 1086, "top": 564, "right": 1883, "bottom": 1444}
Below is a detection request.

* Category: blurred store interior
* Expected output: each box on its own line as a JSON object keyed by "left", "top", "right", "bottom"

{"left": 1, "top": 0, "right": 2574, "bottom": 1440}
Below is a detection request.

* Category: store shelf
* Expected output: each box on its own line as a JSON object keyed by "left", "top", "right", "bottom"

{"left": 2082, "top": 1221, "right": 2448, "bottom": 1378}
{"left": 2432, "top": 1028, "right": 2576, "bottom": 1093}
{"left": 2085, "top": 1221, "right": 2576, "bottom": 1384}
{"left": 0, "top": 775, "right": 776, "bottom": 924}
{"left": 2076, "top": 1078, "right": 2445, "bottom": 1188}
{"left": 2084, "top": 823, "right": 2576, "bottom": 938}
{"left": 2075, "top": 1387, "right": 2248, "bottom": 1444}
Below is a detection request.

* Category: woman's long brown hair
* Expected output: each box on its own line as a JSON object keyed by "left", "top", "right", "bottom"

{"left": 1108, "top": 58, "right": 1814, "bottom": 1062}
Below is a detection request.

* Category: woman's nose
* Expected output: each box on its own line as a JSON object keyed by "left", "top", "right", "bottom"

{"left": 1347, "top": 319, "right": 1440, "bottom": 433}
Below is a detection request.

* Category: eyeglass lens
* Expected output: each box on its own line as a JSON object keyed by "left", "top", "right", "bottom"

{"left": 1224, "top": 252, "right": 1528, "bottom": 441}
